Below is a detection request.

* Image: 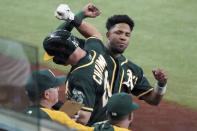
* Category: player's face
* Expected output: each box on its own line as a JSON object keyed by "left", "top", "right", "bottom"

{"left": 48, "top": 87, "right": 59, "bottom": 105}
{"left": 106, "top": 23, "right": 131, "bottom": 57}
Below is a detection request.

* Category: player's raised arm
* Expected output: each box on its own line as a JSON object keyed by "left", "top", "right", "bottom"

{"left": 56, "top": 3, "right": 101, "bottom": 31}
{"left": 141, "top": 68, "right": 168, "bottom": 105}
{"left": 55, "top": 3, "right": 103, "bottom": 41}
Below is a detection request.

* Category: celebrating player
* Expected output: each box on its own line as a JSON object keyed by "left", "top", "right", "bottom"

{"left": 53, "top": 3, "right": 168, "bottom": 126}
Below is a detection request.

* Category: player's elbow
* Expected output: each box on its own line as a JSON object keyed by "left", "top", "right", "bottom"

{"left": 143, "top": 91, "right": 163, "bottom": 106}
{"left": 144, "top": 96, "right": 161, "bottom": 106}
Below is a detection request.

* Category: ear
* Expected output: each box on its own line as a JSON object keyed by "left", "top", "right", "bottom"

{"left": 128, "top": 112, "right": 134, "bottom": 121}
{"left": 106, "top": 31, "right": 110, "bottom": 39}
{"left": 43, "top": 90, "right": 50, "bottom": 99}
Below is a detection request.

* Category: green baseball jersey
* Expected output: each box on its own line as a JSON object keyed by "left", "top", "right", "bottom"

{"left": 113, "top": 55, "right": 153, "bottom": 99}
{"left": 23, "top": 105, "right": 51, "bottom": 120}
{"left": 93, "top": 121, "right": 131, "bottom": 131}
{"left": 66, "top": 37, "right": 117, "bottom": 125}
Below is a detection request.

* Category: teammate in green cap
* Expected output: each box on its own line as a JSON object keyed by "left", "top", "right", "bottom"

{"left": 94, "top": 92, "right": 139, "bottom": 131}
{"left": 23, "top": 69, "right": 66, "bottom": 119}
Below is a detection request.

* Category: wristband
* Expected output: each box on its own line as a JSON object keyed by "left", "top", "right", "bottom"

{"left": 76, "top": 11, "right": 86, "bottom": 20}
{"left": 154, "top": 82, "right": 167, "bottom": 95}
{"left": 70, "top": 16, "right": 82, "bottom": 28}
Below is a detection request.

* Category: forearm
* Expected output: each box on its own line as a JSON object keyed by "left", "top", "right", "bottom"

{"left": 144, "top": 91, "right": 163, "bottom": 105}
{"left": 143, "top": 82, "right": 166, "bottom": 105}
{"left": 77, "top": 21, "right": 103, "bottom": 41}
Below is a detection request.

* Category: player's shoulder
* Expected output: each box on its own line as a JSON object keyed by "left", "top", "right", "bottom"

{"left": 86, "top": 36, "right": 102, "bottom": 42}
{"left": 23, "top": 105, "right": 40, "bottom": 114}
{"left": 85, "top": 37, "right": 106, "bottom": 54}
{"left": 119, "top": 55, "right": 142, "bottom": 69}
{"left": 69, "top": 51, "right": 97, "bottom": 73}
{"left": 86, "top": 37, "right": 103, "bottom": 46}
{"left": 23, "top": 106, "right": 51, "bottom": 120}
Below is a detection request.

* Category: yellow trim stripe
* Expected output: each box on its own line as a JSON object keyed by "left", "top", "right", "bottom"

{"left": 118, "top": 69, "right": 125, "bottom": 93}
{"left": 71, "top": 50, "right": 96, "bottom": 73}
{"left": 82, "top": 107, "right": 93, "bottom": 112}
{"left": 110, "top": 56, "right": 117, "bottom": 92}
{"left": 65, "top": 80, "right": 70, "bottom": 96}
{"left": 121, "top": 58, "right": 128, "bottom": 66}
{"left": 113, "top": 125, "right": 131, "bottom": 131}
{"left": 86, "top": 36, "right": 97, "bottom": 40}
{"left": 137, "top": 88, "right": 153, "bottom": 98}
{"left": 95, "top": 120, "right": 107, "bottom": 125}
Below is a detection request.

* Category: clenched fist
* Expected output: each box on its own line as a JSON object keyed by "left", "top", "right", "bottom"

{"left": 82, "top": 3, "right": 101, "bottom": 18}
{"left": 152, "top": 69, "right": 168, "bottom": 84}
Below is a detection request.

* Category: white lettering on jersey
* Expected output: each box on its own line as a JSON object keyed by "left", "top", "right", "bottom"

{"left": 93, "top": 55, "right": 107, "bottom": 85}
{"left": 102, "top": 70, "right": 112, "bottom": 107}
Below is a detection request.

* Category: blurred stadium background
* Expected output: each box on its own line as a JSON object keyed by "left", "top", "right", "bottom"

{"left": 0, "top": 0, "right": 197, "bottom": 130}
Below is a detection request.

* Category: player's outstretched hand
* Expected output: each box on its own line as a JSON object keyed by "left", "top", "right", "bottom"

{"left": 152, "top": 68, "right": 168, "bottom": 84}
{"left": 82, "top": 3, "right": 101, "bottom": 18}
{"left": 55, "top": 4, "right": 74, "bottom": 22}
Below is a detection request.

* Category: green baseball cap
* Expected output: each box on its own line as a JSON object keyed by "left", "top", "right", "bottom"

{"left": 106, "top": 92, "right": 139, "bottom": 117}
{"left": 25, "top": 69, "right": 66, "bottom": 101}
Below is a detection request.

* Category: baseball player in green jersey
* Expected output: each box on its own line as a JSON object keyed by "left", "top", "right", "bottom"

{"left": 104, "top": 15, "right": 168, "bottom": 105}
{"left": 54, "top": 3, "right": 168, "bottom": 126}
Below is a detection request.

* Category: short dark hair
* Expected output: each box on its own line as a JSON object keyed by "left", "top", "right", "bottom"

{"left": 106, "top": 15, "right": 134, "bottom": 31}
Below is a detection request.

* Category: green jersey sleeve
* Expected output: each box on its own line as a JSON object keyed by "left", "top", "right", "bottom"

{"left": 117, "top": 56, "right": 153, "bottom": 99}
{"left": 67, "top": 71, "right": 96, "bottom": 112}
{"left": 84, "top": 37, "right": 107, "bottom": 54}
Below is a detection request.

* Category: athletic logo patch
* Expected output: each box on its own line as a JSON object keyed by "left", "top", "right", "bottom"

{"left": 72, "top": 88, "right": 84, "bottom": 104}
